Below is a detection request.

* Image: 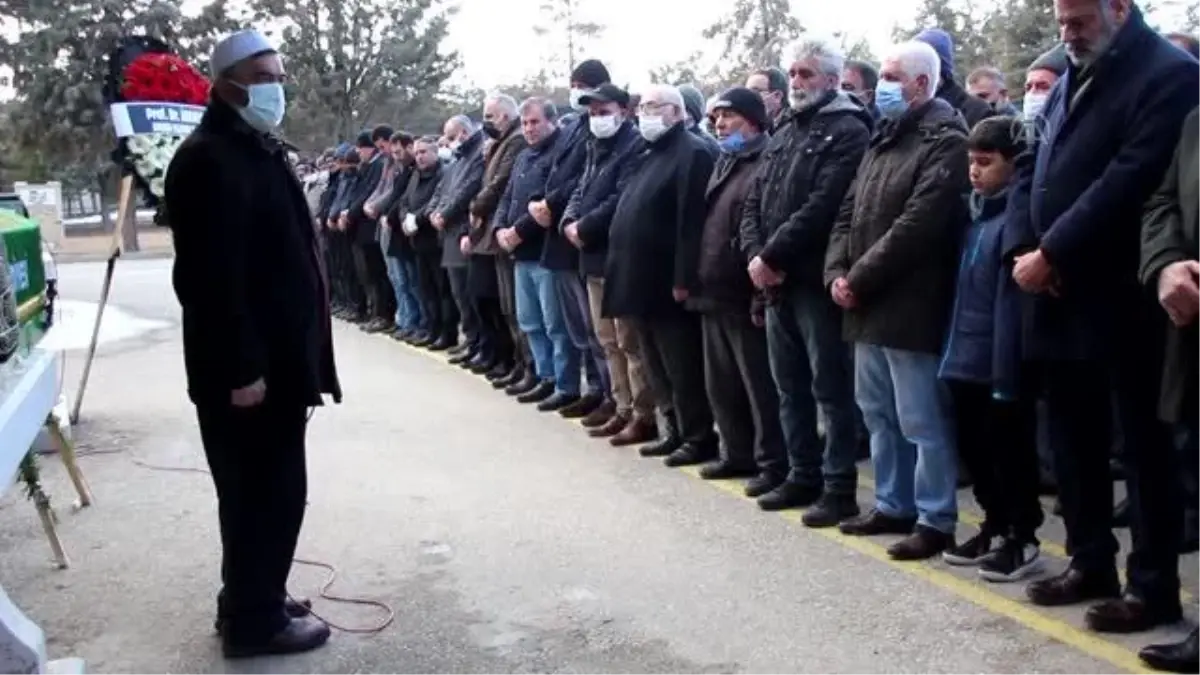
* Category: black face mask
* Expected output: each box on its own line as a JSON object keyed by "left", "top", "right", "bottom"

{"left": 483, "top": 121, "right": 502, "bottom": 139}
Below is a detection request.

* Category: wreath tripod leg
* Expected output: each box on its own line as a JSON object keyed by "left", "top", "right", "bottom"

{"left": 46, "top": 413, "right": 92, "bottom": 509}
{"left": 18, "top": 453, "right": 68, "bottom": 569}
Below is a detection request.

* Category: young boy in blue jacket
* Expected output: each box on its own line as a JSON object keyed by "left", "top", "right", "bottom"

{"left": 938, "top": 116, "right": 1043, "bottom": 582}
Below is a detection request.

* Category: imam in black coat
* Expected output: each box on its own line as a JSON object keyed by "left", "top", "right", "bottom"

{"left": 163, "top": 96, "right": 340, "bottom": 645}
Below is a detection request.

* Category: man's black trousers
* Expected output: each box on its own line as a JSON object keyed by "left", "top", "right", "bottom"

{"left": 197, "top": 398, "right": 309, "bottom": 642}
{"left": 352, "top": 240, "right": 396, "bottom": 322}
{"left": 633, "top": 312, "right": 717, "bottom": 448}
{"left": 1039, "top": 307, "right": 1181, "bottom": 611}
{"left": 415, "top": 248, "right": 459, "bottom": 343}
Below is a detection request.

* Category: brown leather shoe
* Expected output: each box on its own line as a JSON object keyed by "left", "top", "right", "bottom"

{"left": 1085, "top": 594, "right": 1183, "bottom": 634}
{"left": 887, "top": 525, "right": 955, "bottom": 561}
{"left": 581, "top": 399, "right": 616, "bottom": 428}
{"left": 589, "top": 412, "right": 628, "bottom": 438}
{"left": 610, "top": 417, "right": 658, "bottom": 447}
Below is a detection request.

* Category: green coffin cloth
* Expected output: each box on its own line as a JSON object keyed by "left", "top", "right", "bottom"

{"left": 0, "top": 209, "right": 45, "bottom": 311}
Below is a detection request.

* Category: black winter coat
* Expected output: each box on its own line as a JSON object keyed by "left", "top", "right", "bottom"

{"left": 347, "top": 151, "right": 385, "bottom": 245}
{"left": 393, "top": 164, "right": 444, "bottom": 256}
{"left": 433, "top": 131, "right": 486, "bottom": 267}
{"left": 564, "top": 119, "right": 644, "bottom": 277}
{"left": 164, "top": 98, "right": 340, "bottom": 407}
{"left": 602, "top": 122, "right": 715, "bottom": 318}
{"left": 538, "top": 118, "right": 590, "bottom": 271}
{"left": 497, "top": 128, "right": 561, "bottom": 262}
{"left": 740, "top": 90, "right": 872, "bottom": 287}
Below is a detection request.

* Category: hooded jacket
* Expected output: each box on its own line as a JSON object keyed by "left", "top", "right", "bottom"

{"left": 739, "top": 90, "right": 873, "bottom": 287}
{"left": 824, "top": 97, "right": 971, "bottom": 354}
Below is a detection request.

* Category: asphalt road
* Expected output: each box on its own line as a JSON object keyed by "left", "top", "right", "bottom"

{"left": 0, "top": 257, "right": 1194, "bottom": 673}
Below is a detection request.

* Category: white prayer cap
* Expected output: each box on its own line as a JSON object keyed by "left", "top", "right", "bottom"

{"left": 209, "top": 29, "right": 276, "bottom": 78}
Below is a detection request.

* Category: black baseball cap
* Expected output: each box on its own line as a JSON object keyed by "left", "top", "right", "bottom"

{"left": 579, "top": 83, "right": 630, "bottom": 108}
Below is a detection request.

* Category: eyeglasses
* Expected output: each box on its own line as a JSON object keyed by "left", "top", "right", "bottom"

{"left": 638, "top": 101, "right": 677, "bottom": 115}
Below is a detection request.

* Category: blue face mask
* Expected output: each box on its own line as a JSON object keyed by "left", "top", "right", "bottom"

{"left": 235, "top": 82, "right": 286, "bottom": 133}
{"left": 718, "top": 130, "right": 746, "bottom": 153}
{"left": 874, "top": 80, "right": 909, "bottom": 120}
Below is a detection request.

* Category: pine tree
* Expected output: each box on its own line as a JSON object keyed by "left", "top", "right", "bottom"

{"left": 703, "top": 0, "right": 803, "bottom": 83}
{"left": 531, "top": 0, "right": 605, "bottom": 82}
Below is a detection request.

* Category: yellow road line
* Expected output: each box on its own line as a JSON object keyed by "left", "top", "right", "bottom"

{"left": 677, "top": 466, "right": 1156, "bottom": 674}
{"left": 385, "top": 333, "right": 1165, "bottom": 673}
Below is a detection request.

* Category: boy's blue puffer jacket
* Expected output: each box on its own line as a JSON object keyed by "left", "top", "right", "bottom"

{"left": 938, "top": 189, "right": 1022, "bottom": 400}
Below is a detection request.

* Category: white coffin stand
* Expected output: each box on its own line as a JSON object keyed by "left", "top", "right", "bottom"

{"left": 0, "top": 348, "right": 84, "bottom": 674}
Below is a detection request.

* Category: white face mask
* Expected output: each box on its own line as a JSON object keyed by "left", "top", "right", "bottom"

{"left": 569, "top": 87, "right": 588, "bottom": 112}
{"left": 234, "top": 82, "right": 286, "bottom": 133}
{"left": 1023, "top": 92, "right": 1049, "bottom": 120}
{"left": 589, "top": 114, "right": 619, "bottom": 139}
{"left": 639, "top": 115, "right": 668, "bottom": 142}
{"left": 437, "top": 147, "right": 453, "bottom": 161}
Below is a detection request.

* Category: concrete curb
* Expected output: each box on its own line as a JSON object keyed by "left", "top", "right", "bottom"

{"left": 53, "top": 249, "right": 175, "bottom": 264}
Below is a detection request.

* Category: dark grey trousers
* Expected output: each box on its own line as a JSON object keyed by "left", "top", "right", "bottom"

{"left": 633, "top": 313, "right": 717, "bottom": 447}
{"left": 702, "top": 313, "right": 788, "bottom": 477}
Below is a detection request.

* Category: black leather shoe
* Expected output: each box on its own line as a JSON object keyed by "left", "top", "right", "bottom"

{"left": 517, "top": 380, "right": 555, "bottom": 404}
{"left": 448, "top": 349, "right": 476, "bottom": 365}
{"left": 493, "top": 367, "right": 526, "bottom": 389}
{"left": 506, "top": 372, "right": 540, "bottom": 396}
{"left": 744, "top": 473, "right": 785, "bottom": 498}
{"left": 663, "top": 443, "right": 718, "bottom": 467}
{"left": 1026, "top": 567, "right": 1121, "bottom": 607}
{"left": 223, "top": 615, "right": 331, "bottom": 659}
{"left": 639, "top": 435, "right": 682, "bottom": 458}
{"left": 469, "top": 357, "right": 497, "bottom": 374}
{"left": 802, "top": 493, "right": 861, "bottom": 528}
{"left": 1085, "top": 594, "right": 1183, "bottom": 634}
{"left": 558, "top": 393, "right": 604, "bottom": 419}
{"left": 699, "top": 460, "right": 758, "bottom": 480}
{"left": 838, "top": 509, "right": 917, "bottom": 536}
{"left": 757, "top": 481, "right": 822, "bottom": 511}
{"left": 537, "top": 392, "right": 579, "bottom": 412}
{"left": 485, "top": 363, "right": 512, "bottom": 381}
{"left": 1139, "top": 629, "right": 1199, "bottom": 673}
{"left": 215, "top": 597, "right": 312, "bottom": 635}
{"left": 406, "top": 330, "right": 431, "bottom": 345}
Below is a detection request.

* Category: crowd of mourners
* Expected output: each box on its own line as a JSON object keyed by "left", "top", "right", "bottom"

{"left": 291, "top": 5, "right": 1199, "bottom": 671}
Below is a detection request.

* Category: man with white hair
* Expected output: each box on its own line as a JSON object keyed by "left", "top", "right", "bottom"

{"left": 465, "top": 93, "right": 528, "bottom": 381}
{"left": 739, "top": 36, "right": 872, "bottom": 522}
{"left": 600, "top": 83, "right": 718, "bottom": 466}
{"left": 823, "top": 39, "right": 969, "bottom": 560}
{"left": 1004, "top": 0, "right": 1198, "bottom": 633}
{"left": 164, "top": 28, "right": 339, "bottom": 657}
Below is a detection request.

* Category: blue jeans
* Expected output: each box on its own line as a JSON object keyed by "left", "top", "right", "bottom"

{"left": 554, "top": 270, "right": 606, "bottom": 396}
{"left": 386, "top": 255, "right": 423, "bottom": 331}
{"left": 854, "top": 343, "right": 958, "bottom": 533}
{"left": 765, "top": 286, "right": 858, "bottom": 494}
{"left": 515, "top": 262, "right": 578, "bottom": 395}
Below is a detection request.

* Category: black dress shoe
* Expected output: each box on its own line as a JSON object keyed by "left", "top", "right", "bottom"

{"left": 1085, "top": 594, "right": 1183, "bottom": 634}
{"left": 1139, "top": 629, "right": 1199, "bottom": 673}
{"left": 469, "top": 357, "right": 497, "bottom": 374}
{"left": 407, "top": 330, "right": 431, "bottom": 345}
{"left": 537, "top": 392, "right": 579, "bottom": 412}
{"left": 699, "top": 460, "right": 758, "bottom": 480}
{"left": 506, "top": 372, "right": 540, "bottom": 396}
{"left": 493, "top": 367, "right": 526, "bottom": 389}
{"left": 1026, "top": 567, "right": 1121, "bottom": 607}
{"left": 517, "top": 380, "right": 556, "bottom": 403}
{"left": 757, "top": 481, "right": 822, "bottom": 511}
{"left": 448, "top": 349, "right": 476, "bottom": 365}
{"left": 664, "top": 443, "right": 718, "bottom": 467}
{"left": 432, "top": 337, "right": 461, "bottom": 352}
{"left": 558, "top": 393, "right": 604, "bottom": 419}
{"left": 215, "top": 597, "right": 312, "bottom": 634}
{"left": 802, "top": 493, "right": 861, "bottom": 528}
{"left": 838, "top": 508, "right": 917, "bottom": 536}
{"left": 744, "top": 473, "right": 785, "bottom": 498}
{"left": 887, "top": 525, "right": 955, "bottom": 561}
{"left": 639, "top": 435, "right": 682, "bottom": 458}
{"left": 223, "top": 615, "right": 331, "bottom": 659}
{"left": 485, "top": 363, "right": 512, "bottom": 381}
